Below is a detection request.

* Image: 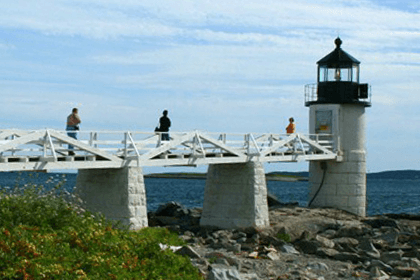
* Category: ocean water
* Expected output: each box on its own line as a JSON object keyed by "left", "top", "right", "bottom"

{"left": 0, "top": 172, "right": 419, "bottom": 216}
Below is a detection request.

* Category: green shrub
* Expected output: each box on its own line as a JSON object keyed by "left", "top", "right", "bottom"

{"left": 277, "top": 233, "right": 291, "bottom": 243}
{"left": 0, "top": 176, "right": 203, "bottom": 279}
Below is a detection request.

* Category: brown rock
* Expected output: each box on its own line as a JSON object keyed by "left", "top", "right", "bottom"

{"left": 266, "top": 251, "right": 280, "bottom": 261}
{"left": 315, "top": 235, "right": 335, "bottom": 248}
{"left": 336, "top": 225, "right": 365, "bottom": 238}
{"left": 358, "top": 239, "right": 381, "bottom": 259}
{"left": 392, "top": 266, "right": 418, "bottom": 278}
{"left": 316, "top": 248, "right": 339, "bottom": 258}
{"left": 294, "top": 240, "right": 322, "bottom": 254}
{"left": 333, "top": 237, "right": 359, "bottom": 247}
{"left": 333, "top": 252, "right": 365, "bottom": 263}
{"left": 380, "top": 250, "right": 403, "bottom": 264}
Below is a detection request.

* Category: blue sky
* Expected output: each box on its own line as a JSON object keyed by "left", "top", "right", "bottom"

{"left": 1, "top": 0, "right": 419, "bottom": 174}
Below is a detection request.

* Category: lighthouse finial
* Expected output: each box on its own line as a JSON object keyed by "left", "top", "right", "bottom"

{"left": 335, "top": 37, "right": 342, "bottom": 48}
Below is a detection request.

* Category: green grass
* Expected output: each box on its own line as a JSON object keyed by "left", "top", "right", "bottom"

{"left": 0, "top": 177, "right": 203, "bottom": 279}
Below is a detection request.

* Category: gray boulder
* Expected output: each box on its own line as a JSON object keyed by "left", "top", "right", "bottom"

{"left": 315, "top": 235, "right": 335, "bottom": 248}
{"left": 392, "top": 266, "right": 417, "bottom": 278}
{"left": 333, "top": 237, "right": 359, "bottom": 247}
{"left": 307, "top": 261, "right": 329, "bottom": 271}
{"left": 295, "top": 240, "right": 322, "bottom": 254}
{"left": 155, "top": 201, "right": 186, "bottom": 217}
{"left": 333, "top": 252, "right": 365, "bottom": 263}
{"left": 231, "top": 231, "right": 247, "bottom": 240}
{"left": 381, "top": 250, "right": 403, "bottom": 264}
{"left": 175, "top": 245, "right": 201, "bottom": 259}
{"left": 208, "top": 265, "right": 242, "bottom": 280}
{"left": 369, "top": 259, "right": 394, "bottom": 274}
{"left": 412, "top": 271, "right": 420, "bottom": 280}
{"left": 336, "top": 225, "right": 366, "bottom": 238}
{"left": 358, "top": 239, "right": 381, "bottom": 259}
{"left": 316, "top": 248, "right": 339, "bottom": 258}
{"left": 377, "top": 228, "right": 399, "bottom": 246}
{"left": 266, "top": 251, "right": 280, "bottom": 260}
{"left": 363, "top": 218, "right": 399, "bottom": 229}
{"left": 280, "top": 244, "right": 300, "bottom": 255}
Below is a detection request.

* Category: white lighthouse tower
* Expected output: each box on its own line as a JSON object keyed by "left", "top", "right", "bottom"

{"left": 305, "top": 38, "right": 371, "bottom": 216}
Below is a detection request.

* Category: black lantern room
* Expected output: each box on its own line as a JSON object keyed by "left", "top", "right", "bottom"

{"left": 305, "top": 37, "right": 371, "bottom": 107}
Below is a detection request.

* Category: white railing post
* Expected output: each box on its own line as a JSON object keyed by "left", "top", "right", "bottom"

{"left": 249, "top": 133, "right": 261, "bottom": 156}
{"left": 296, "top": 134, "right": 305, "bottom": 154}
{"left": 335, "top": 134, "right": 341, "bottom": 153}
{"left": 218, "top": 133, "right": 227, "bottom": 145}
{"left": 269, "top": 134, "right": 274, "bottom": 147}
{"left": 127, "top": 132, "right": 140, "bottom": 165}
{"left": 45, "top": 130, "right": 57, "bottom": 160}
{"left": 0, "top": 129, "right": 341, "bottom": 171}
{"left": 124, "top": 132, "right": 128, "bottom": 158}
{"left": 43, "top": 131, "right": 48, "bottom": 158}
{"left": 11, "top": 134, "right": 16, "bottom": 156}
{"left": 194, "top": 131, "right": 206, "bottom": 157}
{"left": 89, "top": 132, "right": 94, "bottom": 147}
{"left": 89, "top": 131, "right": 98, "bottom": 150}
{"left": 244, "top": 134, "right": 249, "bottom": 154}
{"left": 156, "top": 133, "right": 162, "bottom": 147}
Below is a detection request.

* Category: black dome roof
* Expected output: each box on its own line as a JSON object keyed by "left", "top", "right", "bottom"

{"left": 317, "top": 37, "right": 360, "bottom": 68}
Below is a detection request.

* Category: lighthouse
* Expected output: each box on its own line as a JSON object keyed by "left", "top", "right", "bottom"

{"left": 305, "top": 37, "right": 371, "bottom": 216}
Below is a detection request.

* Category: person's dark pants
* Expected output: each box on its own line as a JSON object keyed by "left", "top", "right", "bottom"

{"left": 66, "top": 126, "right": 77, "bottom": 152}
{"left": 161, "top": 132, "right": 169, "bottom": 141}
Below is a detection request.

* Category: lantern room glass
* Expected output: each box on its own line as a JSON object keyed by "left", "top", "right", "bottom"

{"left": 318, "top": 65, "right": 359, "bottom": 83}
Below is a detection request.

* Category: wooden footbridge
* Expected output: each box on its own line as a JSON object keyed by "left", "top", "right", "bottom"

{"left": 0, "top": 129, "right": 340, "bottom": 172}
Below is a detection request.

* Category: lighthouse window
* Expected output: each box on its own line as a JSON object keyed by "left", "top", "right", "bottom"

{"left": 319, "top": 67, "right": 327, "bottom": 82}
{"left": 326, "top": 68, "right": 352, "bottom": 82}
{"left": 315, "top": 110, "right": 332, "bottom": 134}
{"left": 319, "top": 66, "right": 359, "bottom": 83}
{"left": 352, "top": 65, "right": 359, "bottom": 83}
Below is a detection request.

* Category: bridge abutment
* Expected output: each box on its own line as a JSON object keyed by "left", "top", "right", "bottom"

{"left": 200, "top": 162, "right": 269, "bottom": 229}
{"left": 75, "top": 167, "right": 148, "bottom": 230}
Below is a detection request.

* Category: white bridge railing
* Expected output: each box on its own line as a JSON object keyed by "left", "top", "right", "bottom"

{"left": 0, "top": 129, "right": 339, "bottom": 171}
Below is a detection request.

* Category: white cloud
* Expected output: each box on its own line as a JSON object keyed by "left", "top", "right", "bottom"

{"left": 1, "top": 0, "right": 419, "bottom": 45}
{"left": 1, "top": 1, "right": 180, "bottom": 39}
{"left": 0, "top": 42, "right": 15, "bottom": 50}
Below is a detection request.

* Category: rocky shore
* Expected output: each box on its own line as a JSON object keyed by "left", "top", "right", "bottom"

{"left": 148, "top": 201, "right": 420, "bottom": 280}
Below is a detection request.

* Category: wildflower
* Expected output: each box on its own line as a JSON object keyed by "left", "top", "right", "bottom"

{"left": 75, "top": 269, "right": 86, "bottom": 276}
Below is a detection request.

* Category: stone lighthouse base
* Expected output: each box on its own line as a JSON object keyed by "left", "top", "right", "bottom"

{"left": 308, "top": 151, "right": 367, "bottom": 217}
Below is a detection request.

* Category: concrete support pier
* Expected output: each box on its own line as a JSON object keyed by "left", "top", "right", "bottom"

{"left": 200, "top": 162, "right": 269, "bottom": 229}
{"left": 75, "top": 167, "right": 148, "bottom": 230}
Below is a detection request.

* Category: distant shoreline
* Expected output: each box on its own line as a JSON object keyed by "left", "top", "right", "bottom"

{"left": 144, "top": 173, "right": 308, "bottom": 182}
{"left": 144, "top": 169, "right": 420, "bottom": 181}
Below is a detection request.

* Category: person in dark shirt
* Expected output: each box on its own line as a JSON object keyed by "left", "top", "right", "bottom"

{"left": 66, "top": 108, "right": 81, "bottom": 155}
{"left": 158, "top": 110, "right": 171, "bottom": 141}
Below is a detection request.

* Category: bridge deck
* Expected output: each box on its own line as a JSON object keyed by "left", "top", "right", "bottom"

{"left": 0, "top": 129, "right": 340, "bottom": 171}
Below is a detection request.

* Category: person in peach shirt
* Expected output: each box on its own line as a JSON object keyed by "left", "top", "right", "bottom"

{"left": 286, "top": 117, "right": 295, "bottom": 134}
